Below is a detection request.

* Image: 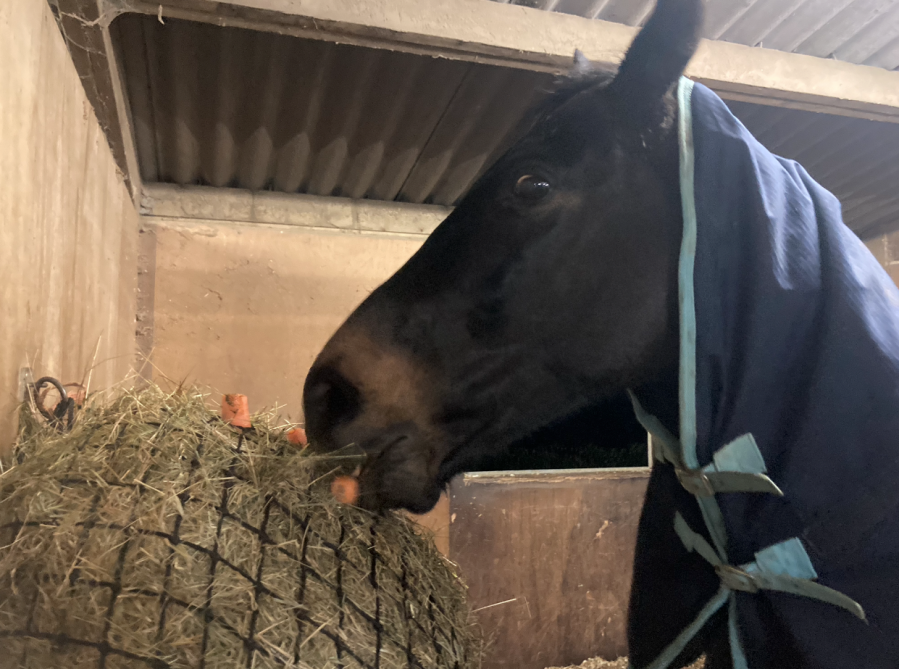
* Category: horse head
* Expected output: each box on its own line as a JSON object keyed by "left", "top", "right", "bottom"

{"left": 304, "top": 0, "right": 704, "bottom": 513}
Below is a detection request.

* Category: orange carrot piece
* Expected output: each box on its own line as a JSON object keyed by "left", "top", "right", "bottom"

{"left": 331, "top": 476, "right": 360, "bottom": 505}
{"left": 221, "top": 394, "right": 252, "bottom": 429}
{"left": 287, "top": 427, "right": 308, "bottom": 446}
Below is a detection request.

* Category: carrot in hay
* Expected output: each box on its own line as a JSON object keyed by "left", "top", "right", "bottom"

{"left": 287, "top": 427, "right": 308, "bottom": 446}
{"left": 221, "top": 393, "right": 251, "bottom": 428}
{"left": 331, "top": 475, "right": 360, "bottom": 505}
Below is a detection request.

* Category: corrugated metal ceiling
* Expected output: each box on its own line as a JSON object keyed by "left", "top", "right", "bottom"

{"left": 112, "top": 13, "right": 899, "bottom": 237}
{"left": 497, "top": 0, "right": 899, "bottom": 71}
{"left": 114, "top": 14, "right": 550, "bottom": 207}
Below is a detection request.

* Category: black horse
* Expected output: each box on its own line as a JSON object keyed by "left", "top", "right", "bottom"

{"left": 303, "top": 0, "right": 899, "bottom": 666}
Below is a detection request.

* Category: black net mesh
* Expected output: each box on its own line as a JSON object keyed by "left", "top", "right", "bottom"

{"left": 0, "top": 388, "right": 479, "bottom": 669}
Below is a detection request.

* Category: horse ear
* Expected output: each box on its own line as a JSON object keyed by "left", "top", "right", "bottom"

{"left": 609, "top": 0, "right": 704, "bottom": 122}
{"left": 570, "top": 49, "right": 594, "bottom": 78}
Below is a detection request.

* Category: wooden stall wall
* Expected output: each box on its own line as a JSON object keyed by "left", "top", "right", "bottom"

{"left": 0, "top": 0, "right": 139, "bottom": 452}
{"left": 450, "top": 469, "right": 650, "bottom": 669}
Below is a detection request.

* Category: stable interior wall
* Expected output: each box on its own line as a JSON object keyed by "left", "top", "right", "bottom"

{"left": 140, "top": 184, "right": 443, "bottom": 423}
{"left": 0, "top": 0, "right": 139, "bottom": 452}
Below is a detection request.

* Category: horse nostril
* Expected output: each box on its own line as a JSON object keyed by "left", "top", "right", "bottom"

{"left": 303, "top": 366, "right": 363, "bottom": 443}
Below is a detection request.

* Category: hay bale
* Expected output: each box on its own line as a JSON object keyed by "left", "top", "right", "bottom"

{"left": 0, "top": 387, "right": 480, "bottom": 669}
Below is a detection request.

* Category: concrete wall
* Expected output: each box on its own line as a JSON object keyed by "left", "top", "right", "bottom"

{"left": 141, "top": 184, "right": 446, "bottom": 418}
{"left": 149, "top": 220, "right": 424, "bottom": 415}
{"left": 0, "top": 0, "right": 139, "bottom": 451}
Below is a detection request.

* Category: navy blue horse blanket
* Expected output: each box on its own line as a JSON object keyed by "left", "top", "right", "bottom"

{"left": 630, "top": 80, "right": 899, "bottom": 669}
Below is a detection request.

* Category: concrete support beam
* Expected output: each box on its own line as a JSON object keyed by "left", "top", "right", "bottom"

{"left": 141, "top": 184, "right": 451, "bottom": 237}
{"left": 52, "top": 0, "right": 142, "bottom": 201}
{"left": 122, "top": 0, "right": 899, "bottom": 123}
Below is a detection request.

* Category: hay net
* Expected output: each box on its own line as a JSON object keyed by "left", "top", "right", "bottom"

{"left": 0, "top": 386, "right": 480, "bottom": 669}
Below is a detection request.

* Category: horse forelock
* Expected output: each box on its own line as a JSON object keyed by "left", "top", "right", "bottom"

{"left": 527, "top": 69, "right": 616, "bottom": 131}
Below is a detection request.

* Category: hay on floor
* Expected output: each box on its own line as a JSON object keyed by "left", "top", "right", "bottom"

{"left": 546, "top": 658, "right": 705, "bottom": 669}
{"left": 0, "top": 386, "right": 480, "bottom": 669}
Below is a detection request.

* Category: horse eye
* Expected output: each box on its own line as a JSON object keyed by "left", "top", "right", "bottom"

{"left": 513, "top": 174, "right": 551, "bottom": 202}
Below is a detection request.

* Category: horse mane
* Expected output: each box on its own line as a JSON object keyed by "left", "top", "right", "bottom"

{"left": 525, "top": 63, "right": 679, "bottom": 147}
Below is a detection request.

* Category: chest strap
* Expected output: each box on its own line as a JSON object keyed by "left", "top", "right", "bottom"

{"left": 627, "top": 391, "right": 865, "bottom": 669}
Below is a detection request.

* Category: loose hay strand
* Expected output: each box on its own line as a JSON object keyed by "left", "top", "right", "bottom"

{"left": 1, "top": 385, "right": 481, "bottom": 669}
{"left": 546, "top": 658, "right": 706, "bottom": 669}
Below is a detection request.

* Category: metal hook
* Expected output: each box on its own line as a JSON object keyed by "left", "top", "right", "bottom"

{"left": 29, "top": 376, "right": 75, "bottom": 432}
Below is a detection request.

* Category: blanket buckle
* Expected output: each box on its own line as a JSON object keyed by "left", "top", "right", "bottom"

{"left": 715, "top": 564, "right": 759, "bottom": 593}
{"left": 676, "top": 467, "right": 715, "bottom": 497}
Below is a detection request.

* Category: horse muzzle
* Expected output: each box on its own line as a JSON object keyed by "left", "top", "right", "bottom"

{"left": 303, "top": 356, "right": 446, "bottom": 514}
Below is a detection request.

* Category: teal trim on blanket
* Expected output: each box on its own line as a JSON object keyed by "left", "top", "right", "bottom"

{"left": 677, "top": 76, "right": 698, "bottom": 472}
{"left": 627, "top": 77, "right": 864, "bottom": 669}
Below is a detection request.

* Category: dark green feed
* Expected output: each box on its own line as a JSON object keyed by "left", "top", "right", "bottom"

{"left": 479, "top": 393, "right": 648, "bottom": 471}
{"left": 484, "top": 441, "right": 647, "bottom": 471}
{"left": 0, "top": 387, "right": 480, "bottom": 669}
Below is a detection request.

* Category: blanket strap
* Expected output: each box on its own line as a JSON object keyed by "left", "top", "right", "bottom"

{"left": 674, "top": 514, "right": 865, "bottom": 621}
{"left": 626, "top": 392, "right": 865, "bottom": 669}
{"left": 630, "top": 392, "right": 784, "bottom": 498}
